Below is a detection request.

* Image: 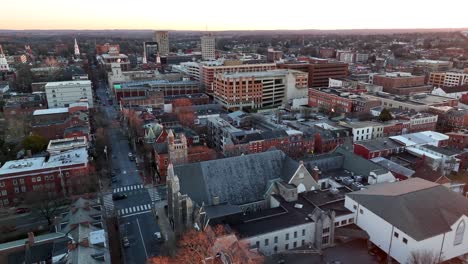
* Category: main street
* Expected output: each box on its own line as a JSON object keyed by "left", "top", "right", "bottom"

{"left": 96, "top": 81, "right": 162, "bottom": 264}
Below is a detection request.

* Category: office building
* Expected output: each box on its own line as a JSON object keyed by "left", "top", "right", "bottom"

{"left": 143, "top": 41, "right": 159, "bottom": 64}
{"left": 155, "top": 31, "right": 169, "bottom": 56}
{"left": 278, "top": 61, "right": 348, "bottom": 88}
{"left": 429, "top": 71, "right": 468, "bottom": 88}
{"left": 372, "top": 72, "right": 429, "bottom": 95}
{"left": 201, "top": 35, "right": 216, "bottom": 61}
{"left": 213, "top": 70, "right": 308, "bottom": 110}
{"left": 45, "top": 80, "right": 94, "bottom": 108}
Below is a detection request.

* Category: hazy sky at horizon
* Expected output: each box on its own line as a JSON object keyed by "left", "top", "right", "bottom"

{"left": 3, "top": 0, "right": 468, "bottom": 30}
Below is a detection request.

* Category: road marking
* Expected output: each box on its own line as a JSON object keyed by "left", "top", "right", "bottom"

{"left": 136, "top": 218, "right": 149, "bottom": 259}
{"left": 121, "top": 210, "right": 151, "bottom": 218}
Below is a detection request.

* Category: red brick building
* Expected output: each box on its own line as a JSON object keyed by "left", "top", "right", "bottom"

{"left": 373, "top": 73, "right": 428, "bottom": 95}
{"left": 308, "top": 88, "right": 354, "bottom": 113}
{"left": 120, "top": 90, "right": 164, "bottom": 109}
{"left": 279, "top": 61, "right": 349, "bottom": 88}
{"left": 353, "top": 137, "right": 405, "bottom": 160}
{"left": 0, "top": 148, "right": 92, "bottom": 207}
{"left": 319, "top": 48, "right": 336, "bottom": 59}
{"left": 31, "top": 104, "right": 90, "bottom": 140}
{"left": 153, "top": 130, "right": 216, "bottom": 182}
{"left": 447, "top": 131, "right": 468, "bottom": 150}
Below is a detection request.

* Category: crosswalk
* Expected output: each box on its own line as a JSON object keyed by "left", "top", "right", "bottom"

{"left": 117, "top": 204, "right": 152, "bottom": 217}
{"left": 113, "top": 184, "right": 144, "bottom": 193}
{"left": 147, "top": 188, "right": 161, "bottom": 202}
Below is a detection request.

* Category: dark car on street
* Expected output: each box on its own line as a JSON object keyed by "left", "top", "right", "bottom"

{"left": 112, "top": 193, "right": 127, "bottom": 200}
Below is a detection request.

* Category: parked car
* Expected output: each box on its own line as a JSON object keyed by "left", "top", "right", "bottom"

{"left": 112, "top": 193, "right": 127, "bottom": 200}
{"left": 15, "top": 208, "right": 30, "bottom": 214}
{"left": 122, "top": 237, "right": 130, "bottom": 247}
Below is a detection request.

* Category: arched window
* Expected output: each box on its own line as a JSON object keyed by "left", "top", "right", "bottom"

{"left": 454, "top": 220, "right": 465, "bottom": 245}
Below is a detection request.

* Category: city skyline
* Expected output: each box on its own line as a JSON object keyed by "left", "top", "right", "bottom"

{"left": 3, "top": 0, "right": 468, "bottom": 31}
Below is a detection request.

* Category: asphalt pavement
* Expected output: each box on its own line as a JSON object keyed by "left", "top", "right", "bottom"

{"left": 96, "top": 81, "right": 163, "bottom": 264}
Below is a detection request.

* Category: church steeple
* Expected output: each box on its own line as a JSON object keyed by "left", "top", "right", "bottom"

{"left": 74, "top": 38, "right": 80, "bottom": 57}
{"left": 0, "top": 44, "right": 10, "bottom": 72}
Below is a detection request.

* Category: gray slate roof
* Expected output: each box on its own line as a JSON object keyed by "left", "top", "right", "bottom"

{"left": 174, "top": 150, "right": 299, "bottom": 206}
{"left": 348, "top": 178, "right": 468, "bottom": 241}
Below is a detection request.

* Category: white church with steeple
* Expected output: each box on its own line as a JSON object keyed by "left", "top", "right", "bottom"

{"left": 0, "top": 45, "right": 10, "bottom": 72}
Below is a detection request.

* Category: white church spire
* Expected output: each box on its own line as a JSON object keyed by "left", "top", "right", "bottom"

{"left": 74, "top": 38, "right": 80, "bottom": 56}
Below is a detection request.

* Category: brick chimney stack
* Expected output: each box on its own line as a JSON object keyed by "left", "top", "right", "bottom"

{"left": 312, "top": 166, "right": 320, "bottom": 182}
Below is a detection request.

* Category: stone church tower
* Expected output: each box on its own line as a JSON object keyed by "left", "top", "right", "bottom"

{"left": 167, "top": 163, "right": 193, "bottom": 236}
{"left": 167, "top": 129, "right": 188, "bottom": 165}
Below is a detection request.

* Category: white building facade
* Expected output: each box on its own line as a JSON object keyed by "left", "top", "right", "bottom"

{"left": 45, "top": 80, "right": 94, "bottom": 108}
{"left": 344, "top": 179, "right": 468, "bottom": 264}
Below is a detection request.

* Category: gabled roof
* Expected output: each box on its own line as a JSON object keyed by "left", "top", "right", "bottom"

{"left": 174, "top": 150, "right": 299, "bottom": 206}
{"left": 348, "top": 178, "right": 468, "bottom": 241}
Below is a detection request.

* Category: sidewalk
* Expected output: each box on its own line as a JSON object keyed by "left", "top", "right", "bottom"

{"left": 154, "top": 201, "right": 177, "bottom": 256}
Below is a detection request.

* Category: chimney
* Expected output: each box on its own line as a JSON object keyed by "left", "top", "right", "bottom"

{"left": 26, "top": 150, "right": 32, "bottom": 158}
{"left": 67, "top": 241, "right": 77, "bottom": 251}
{"left": 80, "top": 238, "right": 89, "bottom": 247}
{"left": 27, "top": 232, "right": 35, "bottom": 245}
{"left": 312, "top": 166, "right": 320, "bottom": 182}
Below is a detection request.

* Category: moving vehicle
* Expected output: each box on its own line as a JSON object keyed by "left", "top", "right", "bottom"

{"left": 15, "top": 208, "right": 30, "bottom": 214}
{"left": 112, "top": 193, "right": 127, "bottom": 200}
{"left": 122, "top": 237, "right": 130, "bottom": 247}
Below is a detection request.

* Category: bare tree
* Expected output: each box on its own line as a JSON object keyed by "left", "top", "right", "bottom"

{"left": 408, "top": 250, "right": 441, "bottom": 264}
{"left": 25, "top": 191, "right": 67, "bottom": 227}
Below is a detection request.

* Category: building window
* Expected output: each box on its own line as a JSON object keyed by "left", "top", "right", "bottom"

{"left": 302, "top": 240, "right": 305, "bottom": 246}
{"left": 50, "top": 175, "right": 54, "bottom": 180}
{"left": 274, "top": 236, "right": 278, "bottom": 243}
{"left": 293, "top": 241, "right": 297, "bottom": 248}
{"left": 285, "top": 244, "right": 289, "bottom": 250}
{"left": 394, "top": 232, "right": 399, "bottom": 238}
{"left": 21, "top": 186, "right": 26, "bottom": 192}
{"left": 454, "top": 220, "right": 465, "bottom": 245}
{"left": 322, "top": 236, "right": 329, "bottom": 244}
{"left": 285, "top": 233, "right": 289, "bottom": 240}
{"left": 302, "top": 229, "right": 306, "bottom": 236}
{"left": 353, "top": 204, "right": 357, "bottom": 210}
{"left": 403, "top": 238, "right": 408, "bottom": 244}
{"left": 323, "top": 228, "right": 330, "bottom": 234}
{"left": 14, "top": 187, "right": 19, "bottom": 193}
{"left": 359, "top": 209, "right": 364, "bottom": 214}
{"left": 32, "top": 177, "right": 36, "bottom": 183}
{"left": 294, "top": 231, "right": 297, "bottom": 238}
{"left": 37, "top": 176, "right": 41, "bottom": 182}
{"left": 335, "top": 222, "right": 339, "bottom": 227}
{"left": 19, "top": 178, "right": 24, "bottom": 184}
{"left": 274, "top": 246, "right": 277, "bottom": 253}
{"left": 256, "top": 241, "right": 259, "bottom": 248}
{"left": 264, "top": 239, "right": 269, "bottom": 246}
{"left": 0, "top": 182, "right": 4, "bottom": 187}
{"left": 1, "top": 190, "right": 7, "bottom": 196}
{"left": 13, "top": 180, "right": 17, "bottom": 185}
{"left": 349, "top": 218, "right": 354, "bottom": 223}
{"left": 3, "top": 199, "right": 9, "bottom": 205}
{"left": 45, "top": 176, "right": 49, "bottom": 181}
{"left": 341, "top": 220, "right": 346, "bottom": 225}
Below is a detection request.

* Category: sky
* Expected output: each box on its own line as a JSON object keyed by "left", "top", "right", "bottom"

{"left": 3, "top": 0, "right": 468, "bottom": 31}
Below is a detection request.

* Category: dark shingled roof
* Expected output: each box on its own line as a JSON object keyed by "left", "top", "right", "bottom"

{"left": 174, "top": 150, "right": 299, "bottom": 206}
{"left": 348, "top": 178, "right": 468, "bottom": 241}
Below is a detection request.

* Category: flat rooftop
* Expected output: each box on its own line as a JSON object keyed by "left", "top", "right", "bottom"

{"left": 221, "top": 69, "right": 304, "bottom": 79}
{"left": 354, "top": 137, "right": 403, "bottom": 151}
{"left": 0, "top": 147, "right": 88, "bottom": 176}
{"left": 45, "top": 80, "right": 91, "bottom": 87}
{"left": 232, "top": 188, "right": 352, "bottom": 238}
{"left": 33, "top": 108, "right": 68, "bottom": 116}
